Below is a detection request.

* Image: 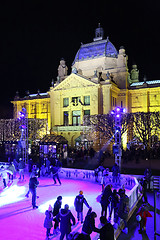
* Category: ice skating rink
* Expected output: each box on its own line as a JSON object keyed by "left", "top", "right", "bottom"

{"left": 0, "top": 174, "right": 107, "bottom": 240}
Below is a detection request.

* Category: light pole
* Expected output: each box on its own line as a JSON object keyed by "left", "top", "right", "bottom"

{"left": 111, "top": 107, "right": 126, "bottom": 172}
{"left": 18, "top": 107, "right": 28, "bottom": 164}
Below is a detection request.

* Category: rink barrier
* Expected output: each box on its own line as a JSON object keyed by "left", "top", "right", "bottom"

{"left": 59, "top": 168, "right": 142, "bottom": 212}
{"left": 59, "top": 168, "right": 142, "bottom": 240}
{"left": 59, "top": 167, "right": 137, "bottom": 190}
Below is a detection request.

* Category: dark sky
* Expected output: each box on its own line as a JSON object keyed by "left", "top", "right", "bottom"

{"left": 0, "top": 1, "right": 160, "bottom": 118}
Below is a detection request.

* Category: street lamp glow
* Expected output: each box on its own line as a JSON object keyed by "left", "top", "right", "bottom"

{"left": 116, "top": 107, "right": 120, "bottom": 112}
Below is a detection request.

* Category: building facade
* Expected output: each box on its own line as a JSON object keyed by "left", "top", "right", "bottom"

{"left": 12, "top": 92, "right": 51, "bottom": 132}
{"left": 11, "top": 25, "right": 160, "bottom": 149}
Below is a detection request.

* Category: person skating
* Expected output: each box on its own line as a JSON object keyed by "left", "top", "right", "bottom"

{"left": 18, "top": 158, "right": 25, "bottom": 180}
{"left": 114, "top": 189, "right": 129, "bottom": 234}
{"left": 50, "top": 164, "right": 61, "bottom": 185}
{"left": 29, "top": 173, "right": 39, "bottom": 209}
{"left": 100, "top": 184, "right": 112, "bottom": 219}
{"left": 44, "top": 205, "right": 54, "bottom": 239}
{"left": 7, "top": 162, "right": 16, "bottom": 180}
{"left": 112, "top": 163, "right": 120, "bottom": 185}
{"left": 74, "top": 190, "right": 90, "bottom": 223}
{"left": 52, "top": 196, "right": 62, "bottom": 234}
{"left": 25, "top": 168, "right": 40, "bottom": 198}
{"left": 108, "top": 189, "right": 119, "bottom": 222}
{"left": 56, "top": 204, "right": 75, "bottom": 240}
{"left": 0, "top": 166, "right": 13, "bottom": 188}
{"left": 81, "top": 208, "right": 100, "bottom": 240}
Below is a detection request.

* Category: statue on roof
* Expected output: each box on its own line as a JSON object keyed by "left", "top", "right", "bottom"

{"left": 129, "top": 64, "right": 139, "bottom": 83}
{"left": 57, "top": 58, "right": 68, "bottom": 83}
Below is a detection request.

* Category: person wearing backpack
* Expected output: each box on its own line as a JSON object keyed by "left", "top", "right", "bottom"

{"left": 74, "top": 190, "right": 90, "bottom": 223}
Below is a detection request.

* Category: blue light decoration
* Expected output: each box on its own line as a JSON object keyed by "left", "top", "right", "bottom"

{"left": 111, "top": 107, "right": 126, "bottom": 171}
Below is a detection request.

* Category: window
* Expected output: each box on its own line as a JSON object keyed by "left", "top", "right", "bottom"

{"left": 41, "top": 103, "right": 47, "bottom": 113}
{"left": 84, "top": 110, "right": 90, "bottom": 115}
{"left": 84, "top": 96, "right": 90, "bottom": 105}
{"left": 84, "top": 110, "right": 90, "bottom": 125}
{"left": 63, "top": 98, "right": 69, "bottom": 107}
{"left": 31, "top": 104, "right": 36, "bottom": 114}
{"left": 64, "top": 111, "right": 69, "bottom": 126}
{"left": 72, "top": 110, "right": 81, "bottom": 126}
{"left": 121, "top": 101, "right": 123, "bottom": 108}
{"left": 72, "top": 97, "right": 80, "bottom": 106}
{"left": 112, "top": 97, "right": 117, "bottom": 107}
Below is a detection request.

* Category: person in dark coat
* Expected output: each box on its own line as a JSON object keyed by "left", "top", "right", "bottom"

{"left": 144, "top": 168, "right": 152, "bottom": 190}
{"left": 29, "top": 173, "right": 39, "bottom": 209}
{"left": 112, "top": 163, "right": 120, "bottom": 185}
{"left": 25, "top": 168, "right": 40, "bottom": 198}
{"left": 44, "top": 205, "right": 54, "bottom": 239}
{"left": 50, "top": 165, "right": 61, "bottom": 185}
{"left": 18, "top": 158, "right": 25, "bottom": 180}
{"left": 140, "top": 178, "right": 148, "bottom": 202}
{"left": 109, "top": 189, "right": 119, "bottom": 221}
{"left": 115, "top": 189, "right": 129, "bottom": 234}
{"left": 100, "top": 184, "right": 112, "bottom": 218}
{"left": 82, "top": 208, "right": 100, "bottom": 240}
{"left": 56, "top": 204, "right": 75, "bottom": 240}
{"left": 74, "top": 190, "right": 90, "bottom": 223}
{"left": 99, "top": 216, "right": 114, "bottom": 240}
{"left": 52, "top": 196, "right": 62, "bottom": 234}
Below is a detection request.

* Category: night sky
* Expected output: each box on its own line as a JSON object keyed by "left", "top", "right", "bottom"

{"left": 0, "top": 1, "right": 160, "bottom": 118}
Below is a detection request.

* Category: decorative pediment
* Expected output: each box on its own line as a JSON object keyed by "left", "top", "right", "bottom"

{"left": 53, "top": 73, "right": 97, "bottom": 91}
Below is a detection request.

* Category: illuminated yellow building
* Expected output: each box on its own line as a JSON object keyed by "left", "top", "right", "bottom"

{"left": 11, "top": 25, "right": 160, "bottom": 149}
{"left": 129, "top": 81, "right": 160, "bottom": 113}
{"left": 12, "top": 92, "right": 51, "bottom": 132}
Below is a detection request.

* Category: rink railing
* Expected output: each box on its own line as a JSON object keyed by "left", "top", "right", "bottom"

{"left": 59, "top": 168, "right": 141, "bottom": 211}
{"left": 59, "top": 167, "right": 142, "bottom": 239}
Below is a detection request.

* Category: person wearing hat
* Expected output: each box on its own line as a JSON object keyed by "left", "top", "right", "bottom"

{"left": 74, "top": 190, "right": 90, "bottom": 223}
{"left": 44, "top": 205, "right": 54, "bottom": 239}
{"left": 82, "top": 208, "right": 100, "bottom": 239}
{"left": 56, "top": 204, "right": 75, "bottom": 240}
{"left": 52, "top": 196, "right": 62, "bottom": 234}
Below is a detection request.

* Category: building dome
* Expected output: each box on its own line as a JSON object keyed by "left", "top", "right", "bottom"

{"left": 73, "top": 37, "right": 118, "bottom": 65}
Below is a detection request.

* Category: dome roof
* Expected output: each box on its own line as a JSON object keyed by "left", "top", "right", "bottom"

{"left": 73, "top": 37, "right": 118, "bottom": 65}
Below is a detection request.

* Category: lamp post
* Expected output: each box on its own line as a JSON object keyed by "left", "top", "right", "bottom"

{"left": 111, "top": 107, "right": 126, "bottom": 172}
{"left": 18, "top": 107, "right": 28, "bottom": 164}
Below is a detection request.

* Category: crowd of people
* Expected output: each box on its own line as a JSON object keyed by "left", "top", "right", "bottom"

{"left": 0, "top": 156, "right": 153, "bottom": 239}
{"left": 43, "top": 189, "right": 115, "bottom": 240}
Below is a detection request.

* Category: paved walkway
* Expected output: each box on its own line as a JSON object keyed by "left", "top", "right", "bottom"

{"left": 117, "top": 192, "right": 160, "bottom": 240}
